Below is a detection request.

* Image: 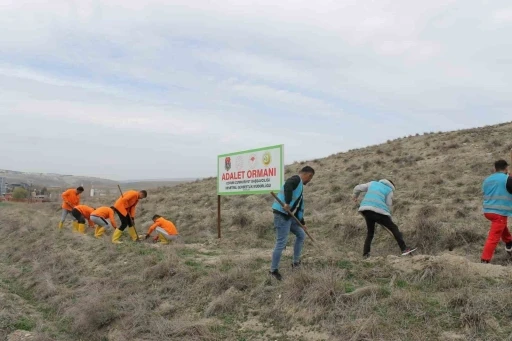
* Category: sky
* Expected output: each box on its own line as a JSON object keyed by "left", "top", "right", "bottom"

{"left": 1, "top": 0, "right": 512, "bottom": 180}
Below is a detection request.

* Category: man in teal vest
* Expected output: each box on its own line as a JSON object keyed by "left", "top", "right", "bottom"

{"left": 269, "top": 166, "right": 315, "bottom": 281}
{"left": 481, "top": 159, "right": 512, "bottom": 263}
{"left": 353, "top": 179, "right": 415, "bottom": 258}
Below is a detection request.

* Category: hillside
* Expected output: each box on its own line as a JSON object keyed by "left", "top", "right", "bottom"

{"left": 0, "top": 170, "right": 193, "bottom": 192}
{"left": 1, "top": 121, "right": 512, "bottom": 341}
{"left": 0, "top": 169, "right": 119, "bottom": 189}
{"left": 118, "top": 179, "right": 197, "bottom": 190}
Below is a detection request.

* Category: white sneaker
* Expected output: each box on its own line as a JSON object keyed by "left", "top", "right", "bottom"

{"left": 401, "top": 247, "right": 417, "bottom": 256}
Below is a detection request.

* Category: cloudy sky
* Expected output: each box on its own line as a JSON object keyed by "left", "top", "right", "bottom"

{"left": 1, "top": 0, "right": 511, "bottom": 180}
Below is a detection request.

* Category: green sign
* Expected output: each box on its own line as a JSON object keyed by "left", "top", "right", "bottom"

{"left": 217, "top": 144, "right": 284, "bottom": 195}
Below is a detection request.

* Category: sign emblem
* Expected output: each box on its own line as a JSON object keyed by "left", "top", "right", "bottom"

{"left": 249, "top": 154, "right": 257, "bottom": 169}
{"left": 262, "top": 151, "right": 272, "bottom": 166}
{"left": 225, "top": 157, "right": 231, "bottom": 171}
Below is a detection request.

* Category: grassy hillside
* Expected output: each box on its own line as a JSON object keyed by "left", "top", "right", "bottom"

{"left": 0, "top": 170, "right": 191, "bottom": 194}
{"left": 0, "top": 169, "right": 119, "bottom": 188}
{"left": 118, "top": 179, "right": 194, "bottom": 191}
{"left": 2, "top": 122, "right": 512, "bottom": 341}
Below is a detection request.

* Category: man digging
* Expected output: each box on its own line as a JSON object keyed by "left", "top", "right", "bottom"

{"left": 111, "top": 189, "right": 147, "bottom": 244}
{"left": 269, "top": 166, "right": 315, "bottom": 281}
{"left": 58, "top": 186, "right": 84, "bottom": 231}
{"left": 353, "top": 178, "right": 416, "bottom": 258}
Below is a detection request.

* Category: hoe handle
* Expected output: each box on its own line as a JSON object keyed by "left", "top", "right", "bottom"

{"left": 270, "top": 191, "right": 316, "bottom": 243}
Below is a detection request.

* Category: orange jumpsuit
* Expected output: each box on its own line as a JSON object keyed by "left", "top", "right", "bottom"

{"left": 113, "top": 190, "right": 139, "bottom": 218}
{"left": 148, "top": 217, "right": 178, "bottom": 235}
{"left": 61, "top": 189, "right": 80, "bottom": 211}
{"left": 90, "top": 207, "right": 118, "bottom": 229}
{"left": 74, "top": 205, "right": 95, "bottom": 227}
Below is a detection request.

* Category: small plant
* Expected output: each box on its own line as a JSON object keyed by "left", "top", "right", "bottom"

{"left": 13, "top": 317, "right": 35, "bottom": 331}
{"left": 231, "top": 212, "right": 252, "bottom": 228}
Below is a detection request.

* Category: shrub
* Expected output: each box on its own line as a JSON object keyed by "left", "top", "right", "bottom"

{"left": 409, "top": 206, "right": 443, "bottom": 253}
{"left": 231, "top": 212, "right": 252, "bottom": 228}
{"left": 12, "top": 187, "right": 28, "bottom": 200}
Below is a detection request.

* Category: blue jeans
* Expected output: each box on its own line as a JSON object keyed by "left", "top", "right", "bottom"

{"left": 60, "top": 209, "right": 76, "bottom": 223}
{"left": 271, "top": 213, "right": 305, "bottom": 271}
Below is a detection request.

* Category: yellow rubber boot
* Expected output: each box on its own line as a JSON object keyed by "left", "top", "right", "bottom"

{"left": 58, "top": 221, "right": 63, "bottom": 229}
{"left": 127, "top": 226, "right": 138, "bottom": 241}
{"left": 78, "top": 223, "right": 86, "bottom": 234}
{"left": 95, "top": 227, "right": 105, "bottom": 238}
{"left": 111, "top": 228, "right": 123, "bottom": 244}
{"left": 72, "top": 221, "right": 79, "bottom": 232}
{"left": 158, "top": 233, "right": 170, "bottom": 245}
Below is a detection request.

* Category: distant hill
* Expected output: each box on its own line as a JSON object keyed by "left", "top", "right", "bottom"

{"left": 0, "top": 170, "right": 195, "bottom": 191}
{"left": 0, "top": 169, "right": 118, "bottom": 189}
{"left": 118, "top": 178, "right": 197, "bottom": 190}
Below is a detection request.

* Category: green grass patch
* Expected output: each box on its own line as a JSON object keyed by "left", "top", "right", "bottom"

{"left": 13, "top": 316, "right": 36, "bottom": 331}
{"left": 336, "top": 260, "right": 353, "bottom": 269}
{"left": 344, "top": 282, "right": 356, "bottom": 293}
{"left": 396, "top": 279, "right": 408, "bottom": 288}
{"left": 177, "top": 248, "right": 197, "bottom": 257}
{"left": 184, "top": 260, "right": 202, "bottom": 269}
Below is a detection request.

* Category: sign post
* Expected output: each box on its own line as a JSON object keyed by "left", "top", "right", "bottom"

{"left": 217, "top": 194, "right": 221, "bottom": 238}
{"left": 216, "top": 144, "right": 284, "bottom": 238}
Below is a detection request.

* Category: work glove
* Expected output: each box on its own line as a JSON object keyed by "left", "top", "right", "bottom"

{"left": 145, "top": 234, "right": 150, "bottom": 239}
{"left": 300, "top": 219, "right": 305, "bottom": 225}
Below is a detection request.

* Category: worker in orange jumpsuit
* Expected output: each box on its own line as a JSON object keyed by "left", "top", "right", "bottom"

{"left": 90, "top": 206, "right": 118, "bottom": 238}
{"left": 145, "top": 214, "right": 179, "bottom": 244}
{"left": 111, "top": 190, "right": 147, "bottom": 243}
{"left": 58, "top": 186, "right": 84, "bottom": 231}
{"left": 71, "top": 204, "right": 95, "bottom": 234}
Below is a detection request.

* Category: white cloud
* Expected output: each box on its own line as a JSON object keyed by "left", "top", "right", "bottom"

{"left": 493, "top": 8, "right": 512, "bottom": 24}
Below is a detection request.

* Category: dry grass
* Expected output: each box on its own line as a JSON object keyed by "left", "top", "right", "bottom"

{"left": 2, "top": 121, "right": 512, "bottom": 340}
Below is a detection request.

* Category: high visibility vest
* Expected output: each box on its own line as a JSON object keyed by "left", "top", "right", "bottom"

{"left": 272, "top": 178, "right": 304, "bottom": 220}
{"left": 360, "top": 181, "right": 392, "bottom": 214}
{"left": 482, "top": 173, "right": 512, "bottom": 216}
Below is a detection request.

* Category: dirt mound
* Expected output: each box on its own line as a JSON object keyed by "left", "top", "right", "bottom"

{"left": 388, "top": 253, "right": 511, "bottom": 279}
{"left": 6, "top": 330, "right": 49, "bottom": 341}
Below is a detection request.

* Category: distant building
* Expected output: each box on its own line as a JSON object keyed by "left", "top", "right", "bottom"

{"left": 33, "top": 195, "right": 50, "bottom": 202}
{"left": 0, "top": 177, "right": 6, "bottom": 195}
{"left": 91, "top": 188, "right": 108, "bottom": 197}
{"left": 8, "top": 182, "right": 30, "bottom": 191}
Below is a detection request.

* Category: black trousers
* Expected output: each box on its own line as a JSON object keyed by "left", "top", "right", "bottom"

{"left": 361, "top": 210, "right": 406, "bottom": 255}
{"left": 113, "top": 207, "right": 132, "bottom": 231}
{"left": 71, "top": 208, "right": 86, "bottom": 224}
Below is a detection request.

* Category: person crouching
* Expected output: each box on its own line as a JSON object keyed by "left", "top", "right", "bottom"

{"left": 145, "top": 215, "right": 179, "bottom": 244}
